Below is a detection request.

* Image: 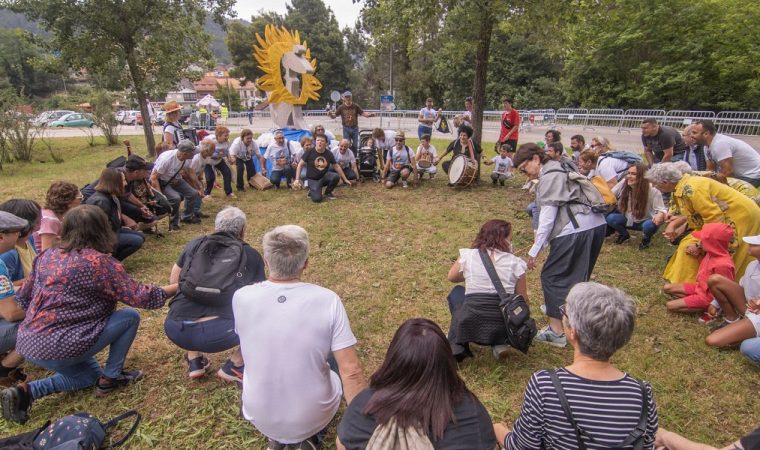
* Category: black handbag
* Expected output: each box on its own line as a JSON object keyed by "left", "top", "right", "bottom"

{"left": 477, "top": 249, "right": 537, "bottom": 353}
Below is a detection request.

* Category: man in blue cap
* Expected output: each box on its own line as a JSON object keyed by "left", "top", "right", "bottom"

{"left": 0, "top": 211, "right": 29, "bottom": 383}
{"left": 328, "top": 91, "right": 375, "bottom": 152}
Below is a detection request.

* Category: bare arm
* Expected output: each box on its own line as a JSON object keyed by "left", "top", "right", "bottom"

{"left": 163, "top": 132, "right": 176, "bottom": 149}
{"left": 333, "top": 346, "right": 366, "bottom": 404}
{"left": 295, "top": 160, "right": 305, "bottom": 181}
{"left": 150, "top": 171, "right": 161, "bottom": 191}
{"left": 644, "top": 149, "right": 654, "bottom": 166}
{"left": 447, "top": 259, "right": 464, "bottom": 282}
{"left": 0, "top": 297, "right": 24, "bottom": 322}
{"left": 717, "top": 158, "right": 734, "bottom": 177}
{"left": 169, "top": 263, "right": 181, "bottom": 284}
{"left": 515, "top": 274, "right": 528, "bottom": 303}
{"left": 332, "top": 163, "right": 352, "bottom": 185}
{"left": 706, "top": 159, "right": 716, "bottom": 171}
{"left": 361, "top": 111, "right": 374, "bottom": 118}
{"left": 655, "top": 428, "right": 724, "bottom": 450}
{"left": 661, "top": 146, "right": 674, "bottom": 162}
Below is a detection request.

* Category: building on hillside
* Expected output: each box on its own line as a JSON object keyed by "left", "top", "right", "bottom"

{"left": 164, "top": 65, "right": 266, "bottom": 111}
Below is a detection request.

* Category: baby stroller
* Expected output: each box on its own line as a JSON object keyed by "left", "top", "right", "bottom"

{"left": 357, "top": 129, "right": 380, "bottom": 181}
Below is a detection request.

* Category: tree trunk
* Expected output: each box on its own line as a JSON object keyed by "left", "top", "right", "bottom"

{"left": 471, "top": 6, "right": 495, "bottom": 147}
{"left": 126, "top": 53, "right": 156, "bottom": 156}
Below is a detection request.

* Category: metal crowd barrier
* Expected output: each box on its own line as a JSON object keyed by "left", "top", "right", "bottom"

{"left": 715, "top": 111, "right": 760, "bottom": 136}
{"left": 661, "top": 110, "right": 715, "bottom": 129}
{"left": 618, "top": 109, "right": 666, "bottom": 132}
{"left": 555, "top": 108, "right": 589, "bottom": 127}
{"left": 584, "top": 109, "right": 625, "bottom": 131}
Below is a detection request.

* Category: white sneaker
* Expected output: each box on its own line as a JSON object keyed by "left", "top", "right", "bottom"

{"left": 535, "top": 326, "right": 567, "bottom": 348}
{"left": 402, "top": 181, "right": 408, "bottom": 188}
{"left": 492, "top": 344, "right": 509, "bottom": 360}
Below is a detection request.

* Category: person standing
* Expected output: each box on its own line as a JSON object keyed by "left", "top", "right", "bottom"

{"left": 161, "top": 101, "right": 184, "bottom": 151}
{"left": 220, "top": 103, "right": 229, "bottom": 124}
{"left": 498, "top": 97, "right": 520, "bottom": 154}
{"left": 418, "top": 97, "right": 441, "bottom": 140}
{"left": 462, "top": 96, "right": 474, "bottom": 127}
{"left": 641, "top": 118, "right": 688, "bottom": 165}
{"left": 329, "top": 91, "right": 375, "bottom": 152}
{"left": 233, "top": 225, "right": 366, "bottom": 449}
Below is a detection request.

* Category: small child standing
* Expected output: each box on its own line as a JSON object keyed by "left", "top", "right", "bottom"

{"left": 663, "top": 223, "right": 735, "bottom": 320}
{"left": 484, "top": 144, "right": 514, "bottom": 186}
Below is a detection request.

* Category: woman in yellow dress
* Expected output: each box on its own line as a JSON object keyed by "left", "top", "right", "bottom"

{"left": 646, "top": 162, "right": 760, "bottom": 283}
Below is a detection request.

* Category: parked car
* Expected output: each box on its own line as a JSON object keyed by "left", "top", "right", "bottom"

{"left": 155, "top": 111, "right": 166, "bottom": 126}
{"left": 48, "top": 113, "right": 95, "bottom": 128}
{"left": 120, "top": 110, "right": 139, "bottom": 125}
{"left": 32, "top": 110, "right": 75, "bottom": 127}
{"left": 115, "top": 110, "right": 127, "bottom": 123}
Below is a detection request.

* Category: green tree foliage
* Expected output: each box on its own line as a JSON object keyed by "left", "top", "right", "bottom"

{"left": 4, "top": 0, "right": 236, "bottom": 155}
{"left": 560, "top": 0, "right": 760, "bottom": 110}
{"left": 214, "top": 82, "right": 242, "bottom": 112}
{"left": 0, "top": 28, "right": 58, "bottom": 97}
{"left": 226, "top": 0, "right": 351, "bottom": 109}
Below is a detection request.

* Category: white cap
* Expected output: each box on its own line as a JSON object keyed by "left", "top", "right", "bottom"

{"left": 743, "top": 235, "right": 760, "bottom": 245}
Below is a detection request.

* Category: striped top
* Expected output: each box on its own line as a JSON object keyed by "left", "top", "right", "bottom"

{"left": 505, "top": 368, "right": 658, "bottom": 450}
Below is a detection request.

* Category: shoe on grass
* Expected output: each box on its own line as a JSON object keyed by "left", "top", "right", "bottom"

{"left": 535, "top": 326, "right": 567, "bottom": 348}
{"left": 639, "top": 238, "right": 652, "bottom": 250}
{"left": 95, "top": 370, "right": 144, "bottom": 397}
{"left": 187, "top": 355, "right": 211, "bottom": 379}
{"left": 217, "top": 360, "right": 244, "bottom": 384}
{"left": 492, "top": 344, "right": 509, "bottom": 360}
{"left": 615, "top": 234, "right": 631, "bottom": 245}
{"left": 1, "top": 383, "right": 31, "bottom": 424}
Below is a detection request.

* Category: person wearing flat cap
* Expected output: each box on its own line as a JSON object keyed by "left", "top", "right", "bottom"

{"left": 328, "top": 91, "right": 375, "bottom": 153}
{"left": 0, "top": 211, "right": 29, "bottom": 384}
{"left": 162, "top": 101, "right": 185, "bottom": 151}
{"left": 150, "top": 140, "right": 202, "bottom": 231}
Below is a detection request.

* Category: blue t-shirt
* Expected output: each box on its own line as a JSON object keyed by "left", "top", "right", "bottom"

{"left": 387, "top": 146, "right": 413, "bottom": 169}
{"left": 0, "top": 259, "right": 15, "bottom": 300}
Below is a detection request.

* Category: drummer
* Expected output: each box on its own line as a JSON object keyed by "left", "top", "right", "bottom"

{"left": 415, "top": 134, "right": 438, "bottom": 180}
{"left": 382, "top": 131, "right": 418, "bottom": 189}
{"left": 436, "top": 125, "right": 482, "bottom": 181}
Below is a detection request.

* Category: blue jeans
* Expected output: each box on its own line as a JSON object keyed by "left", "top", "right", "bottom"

{"left": 308, "top": 172, "right": 340, "bottom": 203}
{"left": 26, "top": 308, "right": 140, "bottom": 400}
{"left": 526, "top": 202, "right": 539, "bottom": 230}
{"left": 741, "top": 338, "right": 760, "bottom": 363}
{"left": 114, "top": 229, "right": 144, "bottom": 261}
{"left": 162, "top": 179, "right": 200, "bottom": 227}
{"left": 164, "top": 318, "right": 239, "bottom": 353}
{"left": 0, "top": 318, "right": 19, "bottom": 354}
{"left": 606, "top": 213, "right": 659, "bottom": 241}
{"left": 342, "top": 126, "right": 359, "bottom": 152}
{"left": 418, "top": 125, "right": 433, "bottom": 140}
{"left": 204, "top": 160, "right": 233, "bottom": 196}
{"left": 270, "top": 166, "right": 295, "bottom": 188}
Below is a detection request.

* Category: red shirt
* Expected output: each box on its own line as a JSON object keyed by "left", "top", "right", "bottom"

{"left": 499, "top": 109, "right": 520, "bottom": 143}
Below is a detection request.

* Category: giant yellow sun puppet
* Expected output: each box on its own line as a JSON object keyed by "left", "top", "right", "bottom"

{"left": 255, "top": 25, "right": 322, "bottom": 130}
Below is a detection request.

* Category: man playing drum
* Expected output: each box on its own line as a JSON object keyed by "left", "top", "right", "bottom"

{"left": 415, "top": 134, "right": 438, "bottom": 180}
{"left": 436, "top": 125, "right": 482, "bottom": 184}
{"left": 382, "top": 131, "right": 418, "bottom": 189}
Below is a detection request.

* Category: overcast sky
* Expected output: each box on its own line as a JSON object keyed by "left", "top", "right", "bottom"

{"left": 234, "top": 1, "right": 363, "bottom": 28}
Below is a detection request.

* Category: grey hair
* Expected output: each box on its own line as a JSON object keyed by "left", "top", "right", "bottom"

{"left": 645, "top": 162, "right": 685, "bottom": 185}
{"left": 215, "top": 206, "right": 246, "bottom": 237}
{"left": 274, "top": 130, "right": 284, "bottom": 137}
{"left": 199, "top": 138, "right": 215, "bottom": 153}
{"left": 262, "top": 225, "right": 309, "bottom": 278}
{"left": 672, "top": 160, "right": 693, "bottom": 176}
{"left": 565, "top": 282, "right": 636, "bottom": 361}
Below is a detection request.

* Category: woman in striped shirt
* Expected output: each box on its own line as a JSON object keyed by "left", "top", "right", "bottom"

{"left": 495, "top": 282, "right": 659, "bottom": 449}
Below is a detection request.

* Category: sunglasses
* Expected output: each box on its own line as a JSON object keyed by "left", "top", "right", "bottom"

{"left": 559, "top": 304, "right": 568, "bottom": 318}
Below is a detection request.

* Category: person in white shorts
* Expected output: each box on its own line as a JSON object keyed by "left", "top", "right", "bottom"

{"left": 705, "top": 234, "right": 760, "bottom": 363}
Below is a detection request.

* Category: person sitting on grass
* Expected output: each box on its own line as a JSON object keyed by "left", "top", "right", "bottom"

{"left": 164, "top": 207, "right": 265, "bottom": 383}
{"left": 232, "top": 225, "right": 366, "bottom": 449}
{"left": 336, "top": 318, "right": 497, "bottom": 449}
{"left": 33, "top": 181, "right": 82, "bottom": 253}
{"left": 703, "top": 234, "right": 760, "bottom": 362}
{"left": 483, "top": 143, "right": 514, "bottom": 186}
{"left": 0, "top": 205, "right": 178, "bottom": 425}
{"left": 0, "top": 212, "right": 30, "bottom": 385}
{"left": 446, "top": 219, "right": 527, "bottom": 361}
{"left": 606, "top": 162, "right": 667, "bottom": 249}
{"left": 0, "top": 199, "right": 40, "bottom": 284}
{"left": 382, "top": 131, "right": 418, "bottom": 189}
{"left": 494, "top": 282, "right": 659, "bottom": 449}
{"left": 663, "top": 223, "right": 735, "bottom": 323}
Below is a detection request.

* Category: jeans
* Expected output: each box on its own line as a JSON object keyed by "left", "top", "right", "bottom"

{"left": 204, "top": 160, "right": 233, "bottom": 196}
{"left": 329, "top": 166, "right": 357, "bottom": 181}
{"left": 235, "top": 158, "right": 256, "bottom": 191}
{"left": 740, "top": 338, "right": 760, "bottom": 363}
{"left": 526, "top": 202, "right": 539, "bottom": 230}
{"left": 0, "top": 318, "right": 19, "bottom": 353}
{"left": 113, "top": 229, "right": 144, "bottom": 261}
{"left": 164, "top": 318, "right": 239, "bottom": 353}
{"left": 446, "top": 285, "right": 470, "bottom": 357}
{"left": 162, "top": 179, "right": 200, "bottom": 227}
{"left": 343, "top": 126, "right": 359, "bottom": 152}
{"left": 606, "top": 213, "right": 659, "bottom": 241}
{"left": 308, "top": 172, "right": 340, "bottom": 203}
{"left": 26, "top": 308, "right": 140, "bottom": 400}
{"left": 418, "top": 125, "right": 433, "bottom": 140}
{"left": 270, "top": 166, "right": 295, "bottom": 188}
{"left": 735, "top": 175, "right": 760, "bottom": 188}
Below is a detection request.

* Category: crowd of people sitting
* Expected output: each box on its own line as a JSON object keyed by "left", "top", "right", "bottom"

{"left": 1, "top": 113, "right": 760, "bottom": 449}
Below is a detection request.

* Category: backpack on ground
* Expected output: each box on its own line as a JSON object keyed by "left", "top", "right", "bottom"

{"left": 478, "top": 249, "right": 537, "bottom": 354}
{"left": 599, "top": 151, "right": 643, "bottom": 180}
{"left": 179, "top": 232, "right": 249, "bottom": 306}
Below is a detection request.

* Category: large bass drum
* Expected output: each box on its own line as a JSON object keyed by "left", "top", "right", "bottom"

{"left": 447, "top": 154, "right": 478, "bottom": 187}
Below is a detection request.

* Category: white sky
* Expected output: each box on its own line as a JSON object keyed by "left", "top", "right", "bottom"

{"left": 234, "top": 0, "right": 363, "bottom": 29}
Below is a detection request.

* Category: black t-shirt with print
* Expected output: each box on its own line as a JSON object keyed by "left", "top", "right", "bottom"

{"left": 303, "top": 148, "right": 337, "bottom": 180}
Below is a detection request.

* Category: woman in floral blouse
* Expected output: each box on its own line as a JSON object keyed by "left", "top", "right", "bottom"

{"left": 0, "top": 205, "right": 178, "bottom": 424}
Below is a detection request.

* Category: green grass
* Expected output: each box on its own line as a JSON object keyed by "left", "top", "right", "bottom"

{"left": 1, "top": 135, "right": 759, "bottom": 448}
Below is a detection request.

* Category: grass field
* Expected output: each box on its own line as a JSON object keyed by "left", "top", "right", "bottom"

{"left": 1, "top": 136, "right": 758, "bottom": 448}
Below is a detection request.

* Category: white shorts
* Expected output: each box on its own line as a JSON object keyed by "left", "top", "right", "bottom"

{"left": 746, "top": 310, "right": 760, "bottom": 337}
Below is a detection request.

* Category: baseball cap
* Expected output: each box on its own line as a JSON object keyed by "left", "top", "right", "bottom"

{"left": 343, "top": 91, "right": 352, "bottom": 97}
{"left": 743, "top": 234, "right": 760, "bottom": 245}
{"left": 0, "top": 211, "right": 28, "bottom": 233}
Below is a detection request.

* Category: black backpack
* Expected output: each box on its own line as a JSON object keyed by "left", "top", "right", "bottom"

{"left": 478, "top": 249, "right": 537, "bottom": 353}
{"left": 179, "top": 232, "right": 249, "bottom": 306}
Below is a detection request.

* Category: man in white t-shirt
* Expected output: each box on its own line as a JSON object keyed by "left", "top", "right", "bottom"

{"left": 371, "top": 128, "right": 396, "bottom": 161}
{"left": 150, "top": 140, "right": 202, "bottom": 231}
{"left": 332, "top": 139, "right": 359, "bottom": 181}
{"left": 417, "top": 97, "right": 441, "bottom": 140}
{"left": 232, "top": 225, "right": 366, "bottom": 448}
{"left": 691, "top": 119, "right": 760, "bottom": 187}
{"left": 263, "top": 130, "right": 295, "bottom": 188}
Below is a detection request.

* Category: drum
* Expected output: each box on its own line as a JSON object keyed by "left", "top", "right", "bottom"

{"left": 418, "top": 152, "right": 433, "bottom": 169}
{"left": 448, "top": 154, "right": 478, "bottom": 187}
